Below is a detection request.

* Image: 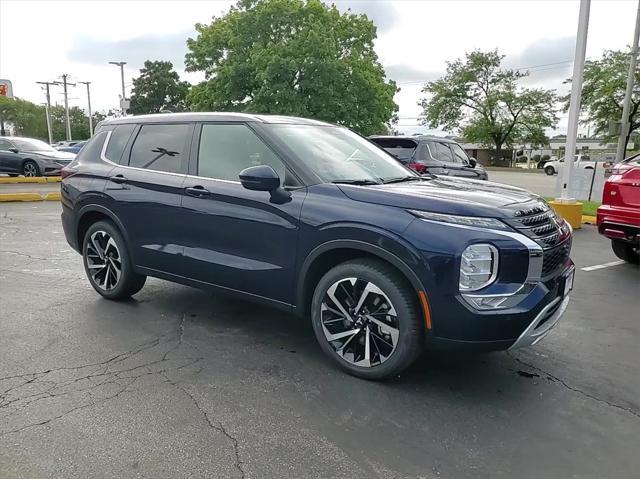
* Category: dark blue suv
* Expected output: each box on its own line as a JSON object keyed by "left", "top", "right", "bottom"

{"left": 61, "top": 113, "right": 575, "bottom": 379}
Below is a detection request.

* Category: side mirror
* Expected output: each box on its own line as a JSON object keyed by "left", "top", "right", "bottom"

{"left": 239, "top": 165, "right": 280, "bottom": 192}
{"left": 468, "top": 158, "right": 477, "bottom": 168}
{"left": 9, "top": 148, "right": 19, "bottom": 154}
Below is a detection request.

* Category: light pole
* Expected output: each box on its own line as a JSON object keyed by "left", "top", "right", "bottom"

{"left": 53, "top": 74, "right": 75, "bottom": 141}
{"left": 36, "top": 81, "right": 55, "bottom": 144}
{"left": 109, "top": 61, "right": 127, "bottom": 114}
{"left": 615, "top": 0, "right": 640, "bottom": 163}
{"left": 79, "top": 81, "right": 93, "bottom": 136}
{"left": 552, "top": 0, "right": 591, "bottom": 229}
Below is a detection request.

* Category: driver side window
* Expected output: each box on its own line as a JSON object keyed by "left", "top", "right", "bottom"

{"left": 197, "top": 124, "right": 288, "bottom": 184}
{"left": 0, "top": 139, "right": 13, "bottom": 151}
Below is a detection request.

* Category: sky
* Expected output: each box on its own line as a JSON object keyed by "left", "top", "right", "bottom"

{"left": 0, "top": 0, "right": 638, "bottom": 136}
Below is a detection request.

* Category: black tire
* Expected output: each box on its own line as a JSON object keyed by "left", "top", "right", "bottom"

{"left": 611, "top": 239, "right": 640, "bottom": 264}
{"left": 22, "top": 160, "right": 41, "bottom": 177}
{"left": 544, "top": 165, "right": 555, "bottom": 176}
{"left": 311, "top": 259, "right": 424, "bottom": 380}
{"left": 82, "top": 220, "right": 146, "bottom": 299}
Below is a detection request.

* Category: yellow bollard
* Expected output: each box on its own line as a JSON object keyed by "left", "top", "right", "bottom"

{"left": 549, "top": 200, "right": 583, "bottom": 229}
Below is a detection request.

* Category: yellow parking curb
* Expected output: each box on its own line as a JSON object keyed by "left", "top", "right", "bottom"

{"left": 0, "top": 192, "right": 48, "bottom": 202}
{"left": 44, "top": 191, "right": 61, "bottom": 201}
{"left": 582, "top": 215, "right": 596, "bottom": 225}
{"left": 0, "top": 176, "right": 61, "bottom": 184}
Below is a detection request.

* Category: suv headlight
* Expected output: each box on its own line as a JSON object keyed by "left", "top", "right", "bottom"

{"left": 409, "top": 210, "right": 511, "bottom": 231}
{"left": 459, "top": 244, "right": 498, "bottom": 291}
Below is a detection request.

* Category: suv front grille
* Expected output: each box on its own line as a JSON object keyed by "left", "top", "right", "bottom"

{"left": 542, "top": 240, "right": 571, "bottom": 276}
{"left": 507, "top": 204, "right": 564, "bottom": 249}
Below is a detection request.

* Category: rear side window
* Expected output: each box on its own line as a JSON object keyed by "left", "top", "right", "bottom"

{"left": 128, "top": 124, "right": 190, "bottom": 174}
{"left": 105, "top": 124, "right": 136, "bottom": 163}
{"left": 370, "top": 138, "right": 417, "bottom": 160}
{"left": 197, "top": 124, "right": 286, "bottom": 183}
{"left": 73, "top": 131, "right": 109, "bottom": 164}
{"left": 428, "top": 141, "right": 455, "bottom": 163}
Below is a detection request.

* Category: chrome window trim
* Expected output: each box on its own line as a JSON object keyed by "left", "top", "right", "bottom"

{"left": 100, "top": 128, "right": 241, "bottom": 184}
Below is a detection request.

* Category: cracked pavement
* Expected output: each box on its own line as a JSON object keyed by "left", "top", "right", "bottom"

{"left": 1, "top": 202, "right": 639, "bottom": 478}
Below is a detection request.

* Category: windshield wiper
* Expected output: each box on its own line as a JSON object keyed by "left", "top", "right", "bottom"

{"left": 331, "top": 179, "right": 381, "bottom": 186}
{"left": 382, "top": 175, "right": 429, "bottom": 184}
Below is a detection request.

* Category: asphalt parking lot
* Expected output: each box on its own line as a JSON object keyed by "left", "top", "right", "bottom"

{"left": 1, "top": 202, "right": 638, "bottom": 479}
{"left": 487, "top": 169, "right": 557, "bottom": 197}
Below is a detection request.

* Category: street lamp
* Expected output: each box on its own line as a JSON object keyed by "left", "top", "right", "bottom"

{"left": 109, "top": 61, "right": 128, "bottom": 114}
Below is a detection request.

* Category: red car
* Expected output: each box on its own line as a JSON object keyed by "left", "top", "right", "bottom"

{"left": 597, "top": 154, "right": 640, "bottom": 264}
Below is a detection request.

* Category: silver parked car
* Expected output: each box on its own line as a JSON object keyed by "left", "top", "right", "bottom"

{"left": 0, "top": 137, "right": 75, "bottom": 177}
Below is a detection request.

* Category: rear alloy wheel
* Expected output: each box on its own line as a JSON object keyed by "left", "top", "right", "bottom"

{"left": 611, "top": 239, "right": 640, "bottom": 264}
{"left": 82, "top": 220, "right": 146, "bottom": 299}
{"left": 311, "top": 259, "right": 423, "bottom": 379}
{"left": 22, "top": 160, "right": 40, "bottom": 177}
{"left": 545, "top": 165, "right": 555, "bottom": 176}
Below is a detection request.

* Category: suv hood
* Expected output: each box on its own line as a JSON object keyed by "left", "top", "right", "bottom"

{"left": 337, "top": 176, "right": 545, "bottom": 218}
{"left": 29, "top": 150, "right": 76, "bottom": 160}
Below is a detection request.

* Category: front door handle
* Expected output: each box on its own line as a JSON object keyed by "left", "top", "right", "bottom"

{"left": 185, "top": 185, "right": 210, "bottom": 197}
{"left": 109, "top": 174, "right": 128, "bottom": 184}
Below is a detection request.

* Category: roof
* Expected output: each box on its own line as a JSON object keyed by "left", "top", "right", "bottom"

{"left": 103, "top": 112, "right": 334, "bottom": 126}
{"left": 369, "top": 134, "right": 457, "bottom": 143}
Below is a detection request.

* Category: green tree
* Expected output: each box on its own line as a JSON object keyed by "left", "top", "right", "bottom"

{"left": 0, "top": 97, "right": 48, "bottom": 139}
{"left": 0, "top": 96, "right": 106, "bottom": 141}
{"left": 129, "top": 60, "right": 190, "bottom": 114}
{"left": 420, "top": 50, "right": 558, "bottom": 152}
{"left": 563, "top": 50, "right": 640, "bottom": 148}
{"left": 185, "top": 0, "right": 397, "bottom": 136}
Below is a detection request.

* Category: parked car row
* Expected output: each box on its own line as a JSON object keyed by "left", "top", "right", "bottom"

{"left": 0, "top": 137, "right": 75, "bottom": 177}
{"left": 61, "top": 112, "right": 574, "bottom": 379}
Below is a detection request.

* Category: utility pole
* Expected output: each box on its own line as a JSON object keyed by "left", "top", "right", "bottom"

{"left": 615, "top": 0, "right": 640, "bottom": 163}
{"left": 109, "top": 61, "right": 128, "bottom": 115}
{"left": 53, "top": 74, "right": 75, "bottom": 141}
{"left": 79, "top": 81, "right": 93, "bottom": 136}
{"left": 559, "top": 0, "right": 590, "bottom": 203}
{"left": 36, "top": 81, "right": 55, "bottom": 144}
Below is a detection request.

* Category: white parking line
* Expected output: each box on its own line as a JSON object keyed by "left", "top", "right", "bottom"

{"left": 580, "top": 260, "right": 627, "bottom": 272}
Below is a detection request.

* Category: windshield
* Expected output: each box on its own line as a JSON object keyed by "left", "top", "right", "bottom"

{"left": 266, "top": 124, "right": 415, "bottom": 183}
{"left": 11, "top": 138, "right": 56, "bottom": 152}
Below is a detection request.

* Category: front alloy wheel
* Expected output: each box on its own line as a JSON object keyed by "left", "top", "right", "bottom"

{"left": 23, "top": 161, "right": 39, "bottom": 177}
{"left": 311, "top": 259, "right": 424, "bottom": 379}
{"left": 320, "top": 278, "right": 399, "bottom": 367}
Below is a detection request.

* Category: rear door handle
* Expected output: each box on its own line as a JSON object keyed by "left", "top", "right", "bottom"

{"left": 185, "top": 185, "right": 210, "bottom": 197}
{"left": 109, "top": 175, "right": 128, "bottom": 184}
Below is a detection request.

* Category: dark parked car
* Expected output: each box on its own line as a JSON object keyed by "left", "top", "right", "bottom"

{"left": 0, "top": 136, "right": 75, "bottom": 177}
{"left": 57, "top": 141, "right": 87, "bottom": 155}
{"left": 61, "top": 113, "right": 574, "bottom": 379}
{"left": 369, "top": 135, "right": 488, "bottom": 180}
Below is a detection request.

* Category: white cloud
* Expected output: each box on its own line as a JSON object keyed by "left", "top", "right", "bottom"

{"left": 1, "top": 0, "right": 638, "bottom": 135}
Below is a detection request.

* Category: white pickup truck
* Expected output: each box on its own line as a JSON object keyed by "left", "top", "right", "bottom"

{"left": 543, "top": 155, "right": 603, "bottom": 175}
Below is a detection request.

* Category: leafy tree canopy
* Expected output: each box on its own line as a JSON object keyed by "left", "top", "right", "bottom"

{"left": 129, "top": 60, "right": 190, "bottom": 115}
{"left": 0, "top": 96, "right": 105, "bottom": 142}
{"left": 185, "top": 0, "right": 397, "bottom": 135}
{"left": 563, "top": 49, "right": 640, "bottom": 147}
{"left": 420, "top": 50, "right": 558, "bottom": 151}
